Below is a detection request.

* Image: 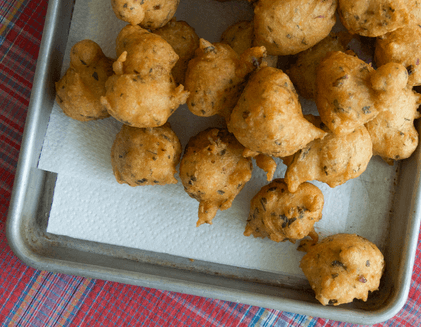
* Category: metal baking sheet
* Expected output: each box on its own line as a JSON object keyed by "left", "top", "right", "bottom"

{"left": 6, "top": 0, "right": 421, "bottom": 324}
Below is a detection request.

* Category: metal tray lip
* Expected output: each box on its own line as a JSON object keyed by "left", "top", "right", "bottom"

{"left": 5, "top": 0, "right": 421, "bottom": 324}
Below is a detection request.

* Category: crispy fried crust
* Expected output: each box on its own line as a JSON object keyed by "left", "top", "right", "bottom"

{"left": 366, "top": 63, "right": 421, "bottom": 163}
{"left": 288, "top": 32, "right": 353, "bottom": 100}
{"left": 338, "top": 0, "right": 411, "bottom": 37}
{"left": 185, "top": 39, "right": 266, "bottom": 119}
{"left": 55, "top": 40, "right": 113, "bottom": 121}
{"left": 228, "top": 67, "right": 326, "bottom": 158}
{"left": 375, "top": 25, "right": 421, "bottom": 86}
{"left": 244, "top": 179, "right": 323, "bottom": 244}
{"left": 284, "top": 115, "right": 373, "bottom": 192}
{"left": 111, "top": 0, "right": 180, "bottom": 29}
{"left": 253, "top": 0, "right": 337, "bottom": 56}
{"left": 111, "top": 123, "right": 182, "bottom": 186}
{"left": 179, "top": 128, "right": 253, "bottom": 226}
{"left": 153, "top": 18, "right": 200, "bottom": 85}
{"left": 300, "top": 233, "right": 385, "bottom": 306}
{"left": 316, "top": 51, "right": 379, "bottom": 135}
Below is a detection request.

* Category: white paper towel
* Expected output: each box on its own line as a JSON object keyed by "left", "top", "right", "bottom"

{"left": 40, "top": 0, "right": 399, "bottom": 276}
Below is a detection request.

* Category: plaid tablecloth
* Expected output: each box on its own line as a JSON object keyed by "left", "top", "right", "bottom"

{"left": 1, "top": 0, "right": 421, "bottom": 326}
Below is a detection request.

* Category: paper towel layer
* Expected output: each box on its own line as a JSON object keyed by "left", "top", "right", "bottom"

{"left": 41, "top": 0, "right": 397, "bottom": 276}
{"left": 47, "top": 155, "right": 396, "bottom": 276}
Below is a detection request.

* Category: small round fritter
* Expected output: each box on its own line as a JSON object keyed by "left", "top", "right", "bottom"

{"left": 284, "top": 115, "right": 373, "bottom": 193}
{"left": 111, "top": 123, "right": 181, "bottom": 186}
{"left": 288, "top": 32, "right": 353, "bottom": 100}
{"left": 228, "top": 67, "right": 326, "bottom": 158}
{"left": 366, "top": 63, "right": 421, "bottom": 163}
{"left": 55, "top": 40, "right": 113, "bottom": 121}
{"left": 179, "top": 128, "right": 253, "bottom": 227}
{"left": 316, "top": 51, "right": 379, "bottom": 136}
{"left": 220, "top": 20, "right": 278, "bottom": 68}
{"left": 153, "top": 18, "right": 200, "bottom": 85}
{"left": 244, "top": 179, "right": 323, "bottom": 244}
{"left": 114, "top": 25, "right": 178, "bottom": 76}
{"left": 300, "top": 233, "right": 385, "bottom": 306}
{"left": 101, "top": 25, "right": 189, "bottom": 128}
{"left": 111, "top": 0, "right": 179, "bottom": 29}
{"left": 375, "top": 25, "right": 421, "bottom": 86}
{"left": 338, "top": 0, "right": 411, "bottom": 37}
{"left": 185, "top": 39, "right": 266, "bottom": 119}
{"left": 253, "top": 0, "right": 337, "bottom": 56}
{"left": 101, "top": 71, "right": 189, "bottom": 128}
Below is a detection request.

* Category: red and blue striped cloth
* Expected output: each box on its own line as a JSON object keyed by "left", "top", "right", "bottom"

{"left": 1, "top": 0, "right": 421, "bottom": 326}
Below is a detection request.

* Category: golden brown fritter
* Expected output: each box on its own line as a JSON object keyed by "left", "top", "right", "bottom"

{"left": 284, "top": 115, "right": 373, "bottom": 192}
{"left": 375, "top": 25, "right": 421, "bottom": 86}
{"left": 244, "top": 179, "right": 323, "bottom": 244}
{"left": 114, "top": 25, "right": 178, "bottom": 76}
{"left": 338, "top": 0, "right": 411, "bottom": 37}
{"left": 179, "top": 128, "right": 253, "bottom": 227}
{"left": 101, "top": 25, "right": 189, "bottom": 128}
{"left": 253, "top": 0, "right": 337, "bottom": 56}
{"left": 288, "top": 32, "right": 353, "bottom": 100}
{"left": 366, "top": 63, "right": 421, "bottom": 163}
{"left": 316, "top": 51, "right": 379, "bottom": 135}
{"left": 111, "top": 123, "right": 182, "bottom": 186}
{"left": 300, "top": 233, "right": 385, "bottom": 306}
{"left": 55, "top": 40, "right": 113, "bottom": 121}
{"left": 153, "top": 18, "right": 200, "bottom": 85}
{"left": 185, "top": 39, "right": 266, "bottom": 119}
{"left": 111, "top": 0, "right": 180, "bottom": 29}
{"left": 220, "top": 20, "right": 278, "bottom": 68}
{"left": 228, "top": 67, "right": 326, "bottom": 159}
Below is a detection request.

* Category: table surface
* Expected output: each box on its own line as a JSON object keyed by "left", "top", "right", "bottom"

{"left": 1, "top": 0, "right": 421, "bottom": 326}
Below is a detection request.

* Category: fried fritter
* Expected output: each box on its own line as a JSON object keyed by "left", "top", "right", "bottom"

{"left": 244, "top": 179, "right": 323, "bottom": 244}
{"left": 316, "top": 51, "right": 379, "bottom": 135}
{"left": 284, "top": 115, "right": 373, "bottom": 192}
{"left": 338, "top": 0, "right": 411, "bottom": 37}
{"left": 111, "top": 123, "right": 181, "bottom": 186}
{"left": 153, "top": 18, "right": 200, "bottom": 85}
{"left": 185, "top": 39, "right": 266, "bottom": 119}
{"left": 55, "top": 40, "right": 113, "bottom": 121}
{"left": 228, "top": 67, "right": 326, "bottom": 159}
{"left": 288, "top": 32, "right": 353, "bottom": 100}
{"left": 101, "top": 25, "right": 189, "bottom": 128}
{"left": 300, "top": 234, "right": 385, "bottom": 306}
{"left": 179, "top": 128, "right": 253, "bottom": 227}
{"left": 253, "top": 0, "right": 337, "bottom": 56}
{"left": 221, "top": 20, "right": 278, "bottom": 68}
{"left": 366, "top": 63, "right": 421, "bottom": 163}
{"left": 375, "top": 25, "right": 421, "bottom": 86}
{"left": 111, "top": 0, "right": 180, "bottom": 29}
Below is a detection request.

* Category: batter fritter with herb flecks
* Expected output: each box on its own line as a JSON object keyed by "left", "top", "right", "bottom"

{"left": 253, "top": 0, "right": 337, "bottom": 56}
{"left": 288, "top": 32, "right": 353, "bottom": 100}
{"left": 284, "top": 115, "right": 372, "bottom": 193}
{"left": 185, "top": 39, "right": 266, "bottom": 120}
{"left": 111, "top": 0, "right": 180, "bottom": 29}
{"left": 338, "top": 0, "right": 411, "bottom": 37}
{"left": 228, "top": 66, "right": 326, "bottom": 159}
{"left": 316, "top": 51, "right": 379, "bottom": 136}
{"left": 180, "top": 128, "right": 253, "bottom": 227}
{"left": 111, "top": 123, "right": 181, "bottom": 186}
{"left": 55, "top": 40, "right": 113, "bottom": 121}
{"left": 244, "top": 179, "right": 323, "bottom": 244}
{"left": 153, "top": 18, "right": 200, "bottom": 85}
{"left": 375, "top": 25, "right": 421, "bottom": 87}
{"left": 366, "top": 63, "right": 421, "bottom": 164}
{"left": 299, "top": 233, "right": 385, "bottom": 306}
{"left": 100, "top": 25, "right": 189, "bottom": 128}
{"left": 220, "top": 20, "right": 278, "bottom": 68}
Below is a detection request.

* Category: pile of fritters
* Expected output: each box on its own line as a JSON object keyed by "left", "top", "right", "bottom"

{"left": 54, "top": 0, "right": 421, "bottom": 308}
